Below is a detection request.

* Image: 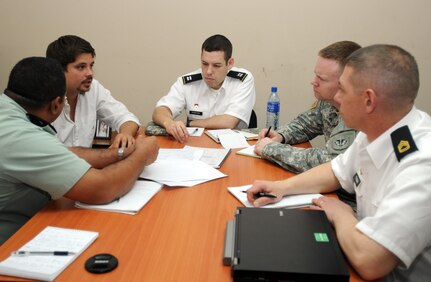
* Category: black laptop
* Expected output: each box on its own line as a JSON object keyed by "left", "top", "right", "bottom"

{"left": 225, "top": 207, "right": 350, "bottom": 282}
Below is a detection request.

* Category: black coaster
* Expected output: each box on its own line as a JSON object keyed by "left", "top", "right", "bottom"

{"left": 85, "top": 253, "right": 118, "bottom": 274}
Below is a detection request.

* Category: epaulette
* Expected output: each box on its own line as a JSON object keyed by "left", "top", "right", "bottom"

{"left": 182, "top": 73, "right": 203, "bottom": 85}
{"left": 390, "top": 125, "right": 418, "bottom": 162}
{"left": 227, "top": 70, "right": 248, "bottom": 82}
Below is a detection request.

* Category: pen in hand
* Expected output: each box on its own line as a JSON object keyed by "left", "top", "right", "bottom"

{"left": 242, "top": 190, "right": 277, "bottom": 199}
{"left": 265, "top": 126, "right": 272, "bottom": 138}
{"left": 12, "top": 251, "right": 76, "bottom": 256}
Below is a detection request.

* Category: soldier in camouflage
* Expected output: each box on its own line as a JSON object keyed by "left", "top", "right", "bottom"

{"left": 254, "top": 41, "right": 361, "bottom": 208}
{"left": 260, "top": 100, "right": 356, "bottom": 173}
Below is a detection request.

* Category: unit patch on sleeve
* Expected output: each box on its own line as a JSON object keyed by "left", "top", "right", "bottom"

{"left": 182, "top": 73, "right": 203, "bottom": 84}
{"left": 390, "top": 125, "right": 418, "bottom": 162}
{"left": 227, "top": 70, "right": 248, "bottom": 82}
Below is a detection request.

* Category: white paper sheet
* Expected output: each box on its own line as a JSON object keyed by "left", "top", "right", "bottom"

{"left": 0, "top": 227, "right": 98, "bottom": 281}
{"left": 187, "top": 127, "right": 204, "bottom": 136}
{"left": 218, "top": 133, "right": 250, "bottom": 149}
{"left": 228, "top": 185, "right": 322, "bottom": 209}
{"left": 156, "top": 148, "right": 203, "bottom": 162}
{"left": 75, "top": 180, "right": 163, "bottom": 214}
{"left": 236, "top": 145, "right": 261, "bottom": 159}
{"left": 140, "top": 159, "right": 227, "bottom": 187}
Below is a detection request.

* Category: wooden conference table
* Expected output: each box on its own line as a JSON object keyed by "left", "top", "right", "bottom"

{"left": 0, "top": 133, "right": 366, "bottom": 282}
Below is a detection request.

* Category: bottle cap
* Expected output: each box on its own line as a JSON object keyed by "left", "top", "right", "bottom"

{"left": 271, "top": 86, "right": 277, "bottom": 92}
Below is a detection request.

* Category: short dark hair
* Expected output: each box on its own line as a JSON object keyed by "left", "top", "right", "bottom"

{"left": 319, "top": 41, "right": 362, "bottom": 67}
{"left": 6, "top": 57, "right": 66, "bottom": 110}
{"left": 346, "top": 44, "right": 419, "bottom": 106}
{"left": 201, "top": 34, "right": 233, "bottom": 63}
{"left": 46, "top": 35, "right": 95, "bottom": 71}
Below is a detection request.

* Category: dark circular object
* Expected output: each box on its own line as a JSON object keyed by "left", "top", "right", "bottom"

{"left": 85, "top": 253, "right": 118, "bottom": 274}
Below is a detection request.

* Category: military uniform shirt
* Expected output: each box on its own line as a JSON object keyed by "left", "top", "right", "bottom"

{"left": 52, "top": 79, "right": 140, "bottom": 148}
{"left": 262, "top": 101, "right": 356, "bottom": 173}
{"left": 156, "top": 67, "right": 256, "bottom": 129}
{"left": 332, "top": 107, "right": 431, "bottom": 281}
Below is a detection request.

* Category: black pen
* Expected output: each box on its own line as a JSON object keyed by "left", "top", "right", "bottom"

{"left": 190, "top": 128, "right": 199, "bottom": 135}
{"left": 12, "top": 251, "right": 76, "bottom": 256}
{"left": 242, "top": 190, "right": 277, "bottom": 199}
{"left": 265, "top": 126, "right": 272, "bottom": 137}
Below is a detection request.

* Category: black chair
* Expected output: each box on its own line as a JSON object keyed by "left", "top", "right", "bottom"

{"left": 248, "top": 109, "right": 257, "bottom": 128}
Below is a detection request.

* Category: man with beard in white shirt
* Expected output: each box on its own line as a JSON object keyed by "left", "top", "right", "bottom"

{"left": 47, "top": 35, "right": 140, "bottom": 149}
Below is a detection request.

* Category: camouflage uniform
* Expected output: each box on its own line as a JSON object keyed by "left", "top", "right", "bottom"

{"left": 262, "top": 100, "right": 357, "bottom": 173}
{"left": 262, "top": 100, "right": 358, "bottom": 209}
{"left": 145, "top": 121, "right": 170, "bottom": 136}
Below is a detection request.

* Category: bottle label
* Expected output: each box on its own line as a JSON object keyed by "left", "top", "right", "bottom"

{"left": 267, "top": 102, "right": 280, "bottom": 113}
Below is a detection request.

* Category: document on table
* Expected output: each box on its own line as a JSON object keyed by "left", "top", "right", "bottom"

{"left": 183, "top": 146, "right": 231, "bottom": 168}
{"left": 75, "top": 180, "right": 163, "bottom": 215}
{"left": 0, "top": 226, "right": 98, "bottom": 281}
{"left": 236, "top": 145, "right": 261, "bottom": 159}
{"left": 234, "top": 130, "right": 259, "bottom": 140}
{"left": 156, "top": 148, "right": 204, "bottom": 162}
{"left": 187, "top": 127, "right": 204, "bottom": 136}
{"left": 205, "top": 129, "right": 235, "bottom": 143}
{"left": 156, "top": 147, "right": 230, "bottom": 168}
{"left": 218, "top": 133, "right": 250, "bottom": 149}
{"left": 140, "top": 159, "right": 227, "bottom": 187}
{"left": 205, "top": 129, "right": 250, "bottom": 148}
{"left": 228, "top": 185, "right": 322, "bottom": 209}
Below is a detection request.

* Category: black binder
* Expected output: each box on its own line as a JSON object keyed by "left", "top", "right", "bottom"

{"left": 224, "top": 207, "right": 350, "bottom": 282}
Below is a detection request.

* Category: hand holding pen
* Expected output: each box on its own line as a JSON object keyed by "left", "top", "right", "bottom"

{"left": 242, "top": 190, "right": 277, "bottom": 199}
{"left": 244, "top": 180, "right": 282, "bottom": 207}
{"left": 264, "top": 126, "right": 272, "bottom": 137}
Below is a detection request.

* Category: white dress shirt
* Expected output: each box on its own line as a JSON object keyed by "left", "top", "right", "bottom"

{"left": 156, "top": 67, "right": 256, "bottom": 129}
{"left": 52, "top": 79, "right": 140, "bottom": 147}
{"left": 332, "top": 107, "right": 431, "bottom": 281}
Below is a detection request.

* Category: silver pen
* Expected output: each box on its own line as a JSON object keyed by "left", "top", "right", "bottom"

{"left": 12, "top": 251, "right": 76, "bottom": 256}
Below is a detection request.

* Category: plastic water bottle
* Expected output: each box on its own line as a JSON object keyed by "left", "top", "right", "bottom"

{"left": 266, "top": 86, "right": 280, "bottom": 130}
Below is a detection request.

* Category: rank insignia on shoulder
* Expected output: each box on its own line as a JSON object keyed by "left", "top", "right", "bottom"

{"left": 227, "top": 70, "right": 248, "bottom": 82}
{"left": 182, "top": 73, "right": 203, "bottom": 84}
{"left": 390, "top": 125, "right": 418, "bottom": 162}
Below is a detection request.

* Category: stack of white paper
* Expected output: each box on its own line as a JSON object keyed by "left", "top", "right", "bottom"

{"left": 140, "top": 159, "right": 227, "bottom": 187}
{"left": 157, "top": 148, "right": 204, "bottom": 162}
{"left": 0, "top": 226, "right": 98, "bottom": 281}
{"left": 75, "top": 180, "right": 163, "bottom": 214}
{"left": 218, "top": 133, "right": 250, "bottom": 149}
{"left": 205, "top": 129, "right": 250, "bottom": 149}
{"left": 157, "top": 147, "right": 231, "bottom": 169}
{"left": 236, "top": 145, "right": 261, "bottom": 159}
{"left": 183, "top": 146, "right": 231, "bottom": 168}
{"left": 228, "top": 185, "right": 322, "bottom": 209}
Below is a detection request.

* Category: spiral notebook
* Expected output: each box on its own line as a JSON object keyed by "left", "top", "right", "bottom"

{"left": 0, "top": 226, "right": 98, "bottom": 281}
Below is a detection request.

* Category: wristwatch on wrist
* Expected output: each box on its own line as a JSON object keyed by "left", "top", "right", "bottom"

{"left": 118, "top": 148, "right": 125, "bottom": 158}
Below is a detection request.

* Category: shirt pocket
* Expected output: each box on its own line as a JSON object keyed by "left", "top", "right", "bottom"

{"left": 80, "top": 116, "right": 98, "bottom": 147}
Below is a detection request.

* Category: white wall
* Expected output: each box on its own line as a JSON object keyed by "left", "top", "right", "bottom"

{"left": 1, "top": 0, "right": 430, "bottom": 132}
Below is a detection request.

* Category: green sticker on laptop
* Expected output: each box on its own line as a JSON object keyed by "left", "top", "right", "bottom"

{"left": 314, "top": 233, "right": 329, "bottom": 242}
